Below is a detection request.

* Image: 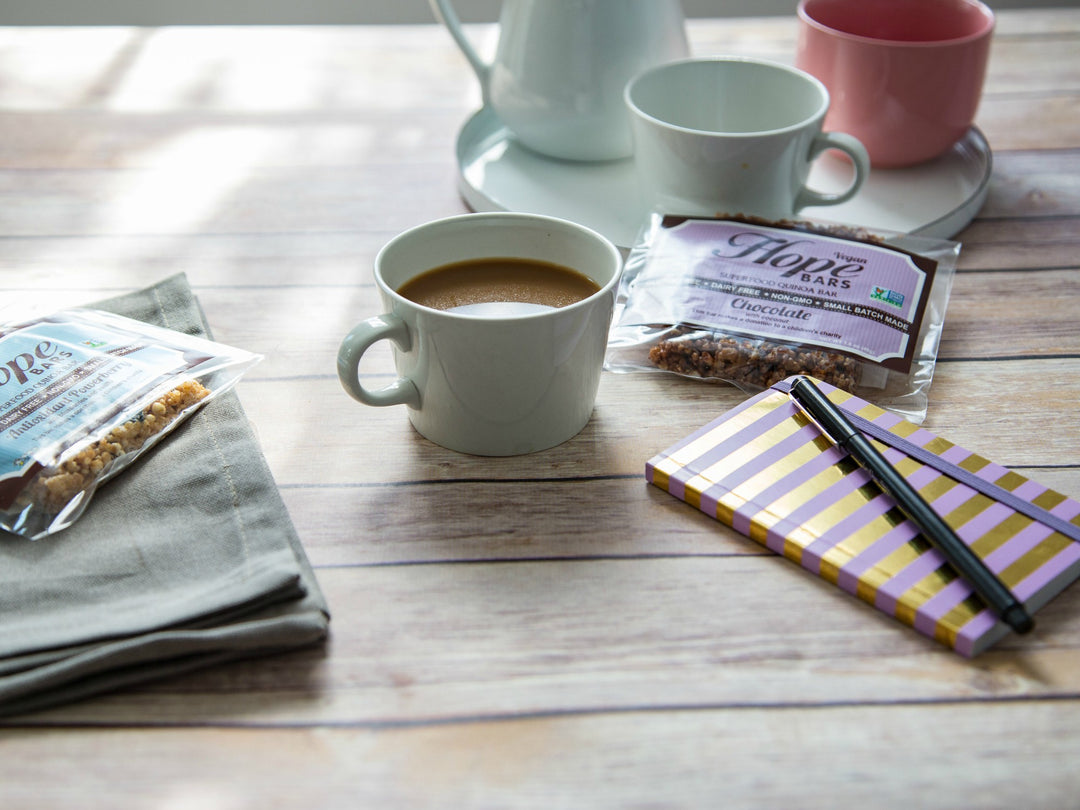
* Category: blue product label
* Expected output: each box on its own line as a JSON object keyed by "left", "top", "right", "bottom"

{"left": 0, "top": 319, "right": 189, "bottom": 477}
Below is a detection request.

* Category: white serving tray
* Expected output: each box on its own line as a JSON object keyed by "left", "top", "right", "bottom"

{"left": 456, "top": 107, "right": 992, "bottom": 248}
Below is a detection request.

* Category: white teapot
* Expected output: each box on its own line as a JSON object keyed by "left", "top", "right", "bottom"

{"left": 429, "top": 0, "right": 689, "bottom": 162}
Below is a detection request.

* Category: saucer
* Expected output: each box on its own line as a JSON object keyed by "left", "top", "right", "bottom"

{"left": 455, "top": 107, "right": 992, "bottom": 248}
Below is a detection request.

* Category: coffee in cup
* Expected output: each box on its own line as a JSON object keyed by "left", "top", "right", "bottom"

{"left": 337, "top": 213, "right": 622, "bottom": 456}
{"left": 796, "top": 0, "right": 995, "bottom": 168}
{"left": 397, "top": 257, "right": 600, "bottom": 317}
{"left": 624, "top": 56, "right": 870, "bottom": 220}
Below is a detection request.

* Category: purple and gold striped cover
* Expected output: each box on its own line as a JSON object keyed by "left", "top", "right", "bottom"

{"left": 647, "top": 378, "right": 1080, "bottom": 656}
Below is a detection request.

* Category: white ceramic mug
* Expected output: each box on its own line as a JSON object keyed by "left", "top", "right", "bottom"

{"left": 429, "top": 0, "right": 688, "bottom": 161}
{"left": 625, "top": 57, "right": 870, "bottom": 220}
{"left": 337, "top": 213, "right": 623, "bottom": 456}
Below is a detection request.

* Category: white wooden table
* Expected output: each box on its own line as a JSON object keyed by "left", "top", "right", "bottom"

{"left": 2, "top": 12, "right": 1079, "bottom": 808}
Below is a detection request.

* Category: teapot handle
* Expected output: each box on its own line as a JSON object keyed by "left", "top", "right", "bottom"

{"left": 428, "top": 0, "right": 491, "bottom": 103}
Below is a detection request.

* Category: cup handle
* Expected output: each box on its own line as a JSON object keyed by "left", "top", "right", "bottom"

{"left": 428, "top": 0, "right": 491, "bottom": 104}
{"left": 337, "top": 314, "right": 421, "bottom": 409}
{"left": 795, "top": 132, "right": 871, "bottom": 210}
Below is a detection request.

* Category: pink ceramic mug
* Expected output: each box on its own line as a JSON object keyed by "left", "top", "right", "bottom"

{"left": 795, "top": 0, "right": 994, "bottom": 168}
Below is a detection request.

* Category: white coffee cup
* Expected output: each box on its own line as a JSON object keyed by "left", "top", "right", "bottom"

{"left": 337, "top": 213, "right": 623, "bottom": 456}
{"left": 625, "top": 56, "right": 870, "bottom": 219}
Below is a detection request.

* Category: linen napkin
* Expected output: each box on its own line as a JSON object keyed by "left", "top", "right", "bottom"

{"left": 0, "top": 274, "right": 329, "bottom": 717}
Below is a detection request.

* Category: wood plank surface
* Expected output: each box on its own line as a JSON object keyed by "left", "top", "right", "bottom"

{"left": 1, "top": 11, "right": 1079, "bottom": 809}
{"left": 5, "top": 701, "right": 1080, "bottom": 809}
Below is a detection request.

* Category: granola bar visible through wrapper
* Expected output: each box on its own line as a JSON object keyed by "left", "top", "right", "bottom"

{"left": 32, "top": 380, "right": 210, "bottom": 514}
{"left": 649, "top": 328, "right": 861, "bottom": 392}
{"left": 606, "top": 214, "right": 959, "bottom": 423}
{"left": 1, "top": 308, "right": 260, "bottom": 539}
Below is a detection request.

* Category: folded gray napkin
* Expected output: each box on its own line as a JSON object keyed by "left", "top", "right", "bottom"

{"left": 0, "top": 274, "right": 329, "bottom": 717}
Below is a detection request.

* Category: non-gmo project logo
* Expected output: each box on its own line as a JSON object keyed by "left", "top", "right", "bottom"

{"left": 870, "top": 286, "right": 905, "bottom": 308}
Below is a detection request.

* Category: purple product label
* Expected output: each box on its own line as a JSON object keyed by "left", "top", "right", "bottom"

{"left": 638, "top": 219, "right": 936, "bottom": 371}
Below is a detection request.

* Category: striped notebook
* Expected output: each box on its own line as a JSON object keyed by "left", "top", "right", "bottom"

{"left": 648, "top": 377, "right": 1080, "bottom": 656}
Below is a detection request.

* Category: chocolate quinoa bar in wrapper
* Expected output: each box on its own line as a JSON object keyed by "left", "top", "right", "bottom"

{"left": 605, "top": 214, "right": 959, "bottom": 423}
{"left": 1, "top": 308, "right": 260, "bottom": 539}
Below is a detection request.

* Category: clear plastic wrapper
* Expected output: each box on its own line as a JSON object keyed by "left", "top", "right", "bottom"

{"left": 1, "top": 308, "right": 261, "bottom": 539}
{"left": 606, "top": 213, "right": 960, "bottom": 423}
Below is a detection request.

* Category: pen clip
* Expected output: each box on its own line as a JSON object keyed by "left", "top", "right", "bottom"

{"left": 789, "top": 376, "right": 858, "bottom": 447}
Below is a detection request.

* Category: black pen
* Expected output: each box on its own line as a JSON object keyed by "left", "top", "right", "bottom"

{"left": 788, "top": 376, "right": 1034, "bottom": 635}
